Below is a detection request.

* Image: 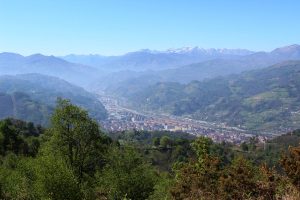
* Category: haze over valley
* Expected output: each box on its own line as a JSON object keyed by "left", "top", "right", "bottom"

{"left": 1, "top": 44, "right": 300, "bottom": 141}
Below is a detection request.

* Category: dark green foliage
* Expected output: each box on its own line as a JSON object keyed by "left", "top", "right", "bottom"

{"left": 241, "top": 141, "right": 249, "bottom": 151}
{"left": 160, "top": 136, "right": 173, "bottom": 148}
{"left": 240, "top": 129, "right": 300, "bottom": 168}
{"left": 0, "top": 118, "right": 42, "bottom": 156}
{"left": 1, "top": 99, "right": 300, "bottom": 199}
{"left": 46, "top": 98, "right": 111, "bottom": 182}
{"left": 110, "top": 129, "right": 195, "bottom": 145}
{"left": 96, "top": 147, "right": 158, "bottom": 200}
{"left": 148, "top": 172, "right": 173, "bottom": 200}
{"left": 152, "top": 137, "right": 160, "bottom": 146}
{"left": 110, "top": 130, "right": 195, "bottom": 171}
{"left": 0, "top": 158, "right": 35, "bottom": 199}
{"left": 34, "top": 155, "right": 82, "bottom": 200}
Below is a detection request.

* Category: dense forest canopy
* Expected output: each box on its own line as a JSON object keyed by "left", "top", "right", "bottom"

{"left": 0, "top": 99, "right": 300, "bottom": 199}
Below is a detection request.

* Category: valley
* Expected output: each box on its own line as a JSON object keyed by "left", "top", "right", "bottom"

{"left": 1, "top": 45, "right": 300, "bottom": 139}
{"left": 98, "top": 93, "right": 269, "bottom": 143}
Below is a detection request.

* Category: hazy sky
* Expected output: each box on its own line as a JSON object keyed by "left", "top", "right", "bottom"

{"left": 0, "top": 0, "right": 299, "bottom": 56}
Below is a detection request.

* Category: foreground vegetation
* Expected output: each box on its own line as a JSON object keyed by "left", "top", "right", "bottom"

{"left": 1, "top": 99, "right": 300, "bottom": 199}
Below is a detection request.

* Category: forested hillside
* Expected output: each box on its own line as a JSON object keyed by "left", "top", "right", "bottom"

{"left": 1, "top": 100, "right": 300, "bottom": 199}
{"left": 0, "top": 92, "right": 51, "bottom": 125}
{"left": 0, "top": 74, "right": 107, "bottom": 124}
{"left": 126, "top": 61, "right": 300, "bottom": 132}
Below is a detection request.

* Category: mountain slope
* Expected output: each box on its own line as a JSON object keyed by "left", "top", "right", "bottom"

{"left": 0, "top": 92, "right": 51, "bottom": 125}
{"left": 0, "top": 74, "right": 107, "bottom": 123}
{"left": 126, "top": 61, "right": 300, "bottom": 133}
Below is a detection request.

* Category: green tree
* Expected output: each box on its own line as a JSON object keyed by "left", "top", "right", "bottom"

{"left": 191, "top": 136, "right": 213, "bottom": 168}
{"left": 96, "top": 146, "right": 157, "bottom": 200}
{"left": 46, "top": 99, "right": 110, "bottom": 182}
{"left": 34, "top": 154, "right": 82, "bottom": 200}
{"left": 148, "top": 173, "right": 172, "bottom": 200}
{"left": 0, "top": 118, "right": 41, "bottom": 157}
{"left": 0, "top": 119, "right": 20, "bottom": 155}
{"left": 160, "top": 136, "right": 172, "bottom": 149}
{"left": 0, "top": 155, "right": 37, "bottom": 200}
{"left": 152, "top": 137, "right": 160, "bottom": 147}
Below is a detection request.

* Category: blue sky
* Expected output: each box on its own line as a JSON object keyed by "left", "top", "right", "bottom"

{"left": 0, "top": 0, "right": 299, "bottom": 56}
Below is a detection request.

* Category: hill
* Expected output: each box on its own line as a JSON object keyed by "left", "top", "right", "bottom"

{"left": 125, "top": 61, "right": 300, "bottom": 133}
{"left": 0, "top": 74, "right": 107, "bottom": 124}
{"left": 0, "top": 92, "right": 51, "bottom": 125}
{"left": 0, "top": 53, "right": 101, "bottom": 86}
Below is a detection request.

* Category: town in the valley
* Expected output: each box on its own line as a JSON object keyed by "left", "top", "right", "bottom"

{"left": 98, "top": 94, "right": 269, "bottom": 144}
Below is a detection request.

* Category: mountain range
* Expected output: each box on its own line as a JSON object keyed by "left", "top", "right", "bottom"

{"left": 62, "top": 47, "right": 254, "bottom": 71}
{"left": 93, "top": 45, "right": 300, "bottom": 97}
{"left": 0, "top": 53, "right": 102, "bottom": 86}
{"left": 121, "top": 61, "right": 300, "bottom": 133}
{"left": 1, "top": 44, "right": 300, "bottom": 90}
{"left": 63, "top": 45, "right": 300, "bottom": 74}
{"left": 1, "top": 44, "right": 300, "bottom": 133}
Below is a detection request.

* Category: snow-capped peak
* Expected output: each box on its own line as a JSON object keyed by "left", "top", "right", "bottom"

{"left": 164, "top": 47, "right": 253, "bottom": 55}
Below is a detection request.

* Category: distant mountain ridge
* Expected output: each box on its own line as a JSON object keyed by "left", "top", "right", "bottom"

{"left": 2, "top": 44, "right": 299, "bottom": 88}
{"left": 93, "top": 44, "right": 300, "bottom": 93}
{"left": 62, "top": 47, "right": 255, "bottom": 71}
{"left": 163, "top": 47, "right": 254, "bottom": 55}
{"left": 0, "top": 52, "right": 101, "bottom": 86}
{"left": 62, "top": 45, "right": 300, "bottom": 73}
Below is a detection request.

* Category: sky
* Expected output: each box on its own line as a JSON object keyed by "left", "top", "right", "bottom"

{"left": 0, "top": 0, "right": 299, "bottom": 56}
